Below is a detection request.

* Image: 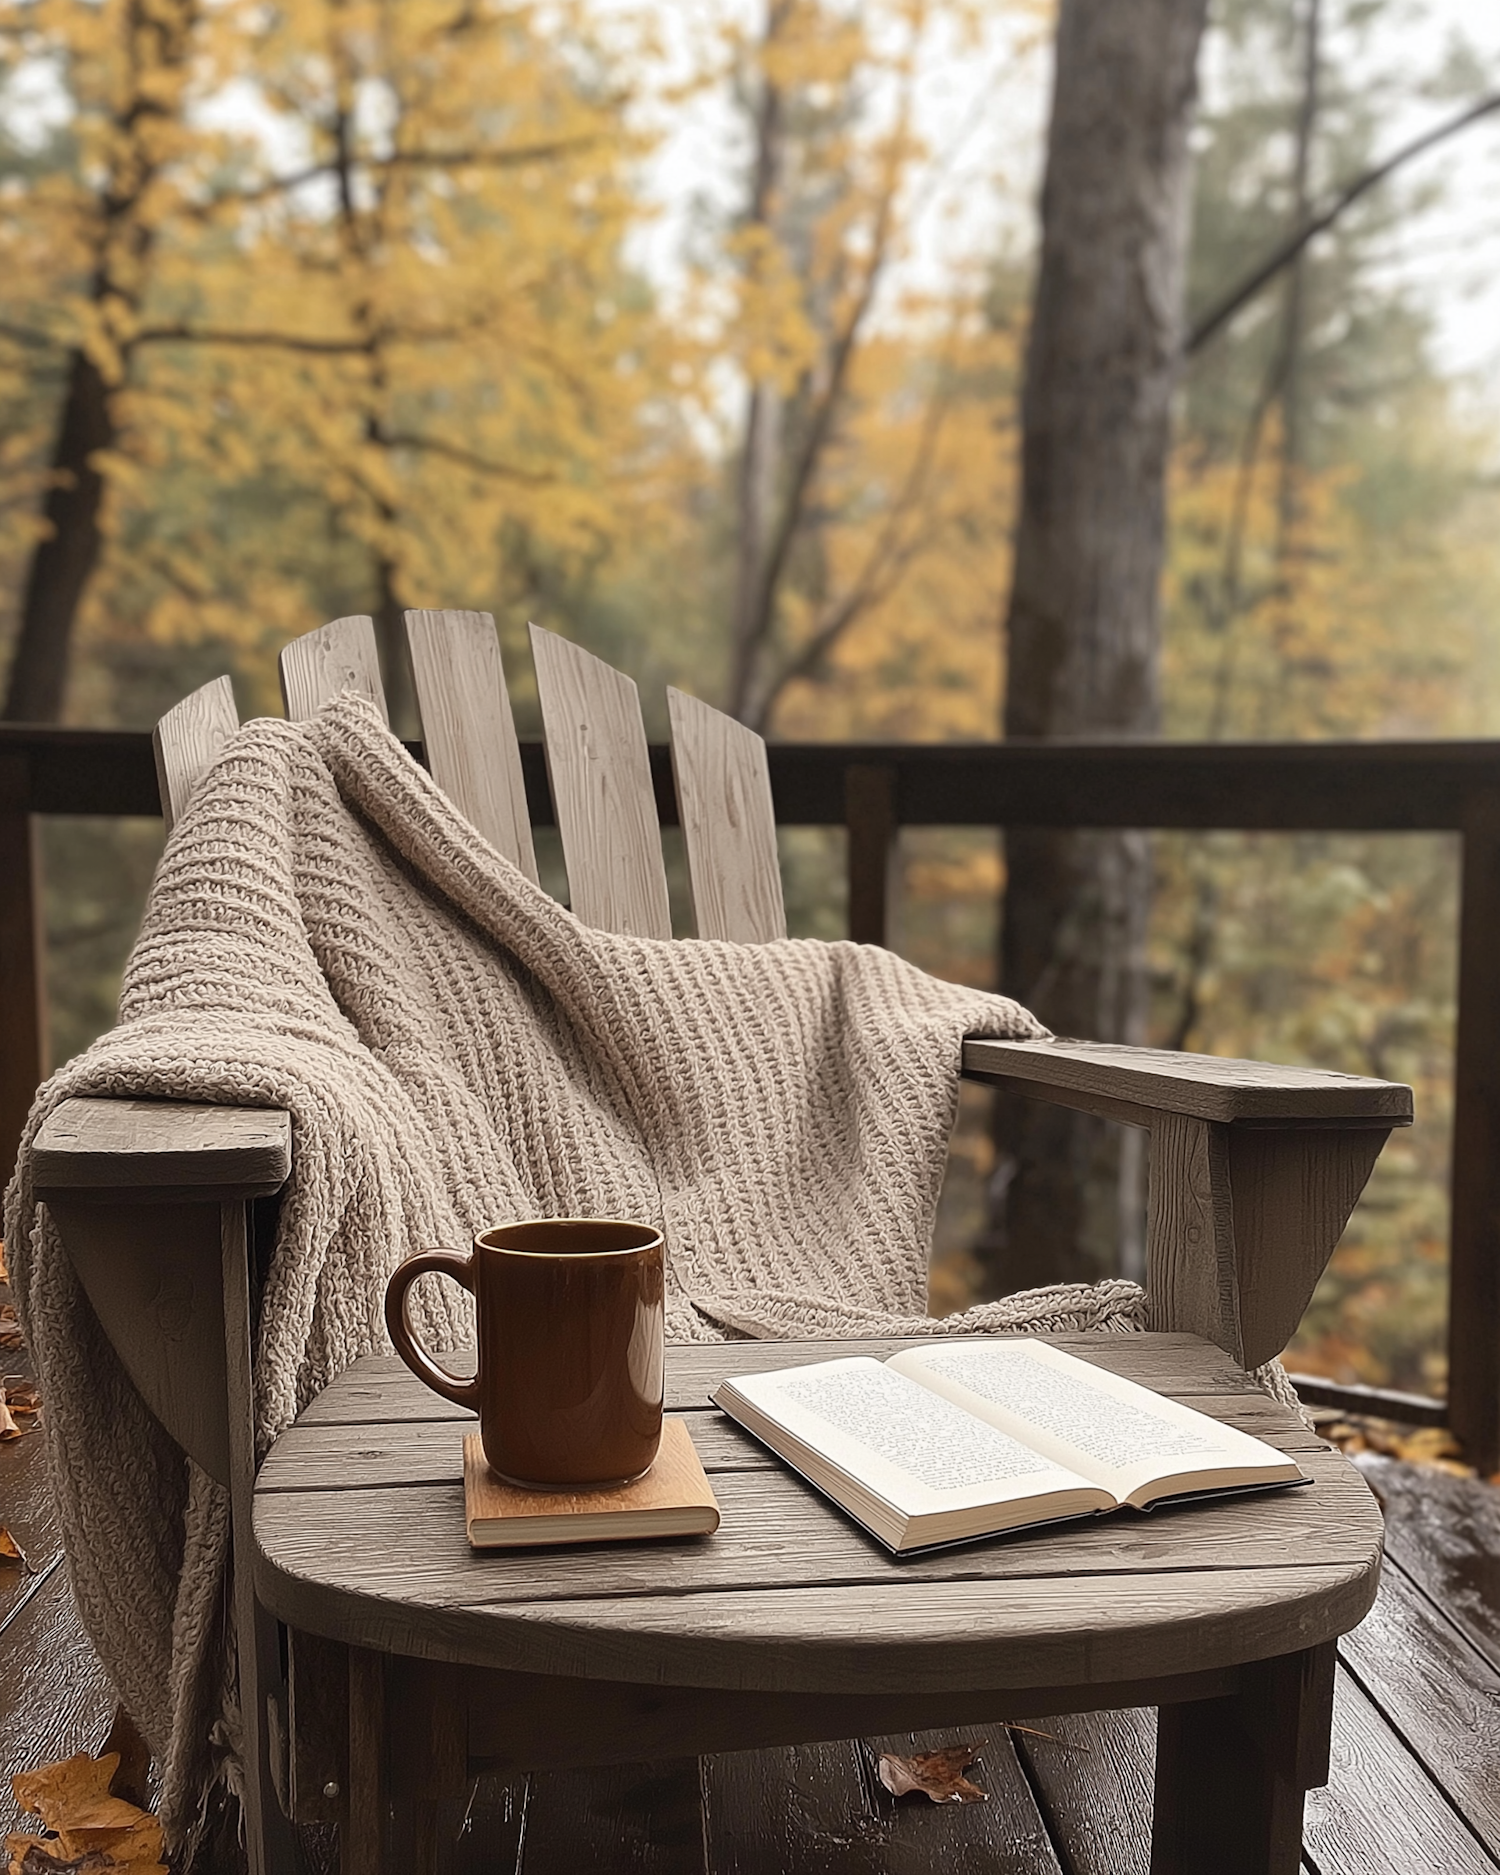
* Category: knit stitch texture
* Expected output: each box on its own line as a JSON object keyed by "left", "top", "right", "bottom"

{"left": 8, "top": 693, "right": 1150, "bottom": 1843}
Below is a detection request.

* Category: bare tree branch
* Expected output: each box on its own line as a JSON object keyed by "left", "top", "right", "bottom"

{"left": 752, "top": 337, "right": 959, "bottom": 729}
{"left": 0, "top": 319, "right": 62, "bottom": 351}
{"left": 188, "top": 134, "right": 602, "bottom": 215}
{"left": 382, "top": 430, "right": 553, "bottom": 484}
{"left": 1188, "top": 89, "right": 1500, "bottom": 356}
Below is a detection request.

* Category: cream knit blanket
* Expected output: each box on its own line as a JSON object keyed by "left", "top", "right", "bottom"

{"left": 7, "top": 694, "right": 1146, "bottom": 1842}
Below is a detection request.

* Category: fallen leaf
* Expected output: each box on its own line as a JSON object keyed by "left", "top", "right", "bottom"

{"left": 0, "top": 1528, "right": 28, "bottom": 1570}
{"left": 0, "top": 1400, "right": 17, "bottom": 1442}
{"left": 0, "top": 1239, "right": 8, "bottom": 1283}
{"left": 8, "top": 1752, "right": 165, "bottom": 1872}
{"left": 1321, "top": 1413, "right": 1476, "bottom": 1477}
{"left": 876, "top": 1743, "right": 988, "bottom": 1804}
{"left": 0, "top": 1305, "right": 21, "bottom": 1352}
{"left": 5, "top": 1382, "right": 40, "bottom": 1416}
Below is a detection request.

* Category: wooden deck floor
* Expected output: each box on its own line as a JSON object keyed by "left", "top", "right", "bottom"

{"left": 5, "top": 1308, "right": 1499, "bottom": 1872}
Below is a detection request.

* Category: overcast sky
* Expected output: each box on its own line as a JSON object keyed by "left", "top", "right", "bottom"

{"left": 629, "top": 1, "right": 1500, "bottom": 423}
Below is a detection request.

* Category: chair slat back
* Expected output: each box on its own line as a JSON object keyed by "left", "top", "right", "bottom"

{"left": 279, "top": 616, "right": 388, "bottom": 724}
{"left": 667, "top": 687, "right": 786, "bottom": 943}
{"left": 405, "top": 609, "right": 539, "bottom": 884}
{"left": 529, "top": 623, "right": 672, "bottom": 939}
{"left": 153, "top": 675, "right": 241, "bottom": 834}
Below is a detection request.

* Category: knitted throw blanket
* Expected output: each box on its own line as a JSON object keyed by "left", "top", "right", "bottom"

{"left": 6, "top": 694, "right": 1146, "bottom": 1843}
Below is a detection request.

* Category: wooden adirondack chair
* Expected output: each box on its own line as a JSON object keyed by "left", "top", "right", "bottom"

{"left": 29, "top": 612, "right": 1410, "bottom": 1875}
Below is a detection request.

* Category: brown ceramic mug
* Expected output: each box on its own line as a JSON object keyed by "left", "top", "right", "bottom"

{"left": 384, "top": 1218, "right": 665, "bottom": 1489}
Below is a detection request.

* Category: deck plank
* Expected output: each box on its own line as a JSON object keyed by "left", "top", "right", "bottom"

{"left": 521, "top": 1759, "right": 705, "bottom": 1874}
{"left": 1355, "top": 1452, "right": 1500, "bottom": 1673}
{"left": 1303, "top": 1668, "right": 1498, "bottom": 1875}
{"left": 702, "top": 1731, "right": 1063, "bottom": 1875}
{"left": 1012, "top": 1706, "right": 1156, "bottom": 1875}
{"left": 0, "top": 1560, "right": 116, "bottom": 1841}
{"left": 1337, "top": 1553, "right": 1500, "bottom": 1859}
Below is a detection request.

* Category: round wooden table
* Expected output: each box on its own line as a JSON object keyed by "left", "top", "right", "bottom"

{"left": 253, "top": 1332, "right": 1382, "bottom": 1874}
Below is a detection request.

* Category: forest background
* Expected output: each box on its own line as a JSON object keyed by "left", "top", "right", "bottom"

{"left": 3, "top": 0, "right": 1500, "bottom": 1394}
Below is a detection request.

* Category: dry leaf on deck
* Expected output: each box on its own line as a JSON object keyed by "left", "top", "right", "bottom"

{"left": 0, "top": 1400, "right": 17, "bottom": 1442}
{"left": 9, "top": 1751, "right": 165, "bottom": 1872}
{"left": 0, "top": 1528, "right": 28, "bottom": 1570}
{"left": 0, "top": 1239, "right": 8, "bottom": 1283}
{"left": 877, "top": 1743, "right": 988, "bottom": 1803}
{"left": 0, "top": 1305, "right": 21, "bottom": 1352}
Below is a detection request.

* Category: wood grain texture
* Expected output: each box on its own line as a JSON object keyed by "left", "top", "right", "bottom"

{"left": 529, "top": 624, "right": 672, "bottom": 938}
{"left": 963, "top": 1036, "right": 1412, "bottom": 1126}
{"left": 41, "top": 1195, "right": 232, "bottom": 1484}
{"left": 844, "top": 763, "right": 897, "bottom": 948}
{"left": 222, "top": 1201, "right": 299, "bottom": 1875}
{"left": 1151, "top": 1670, "right": 1306, "bottom": 1875}
{"left": 702, "top": 1730, "right": 1063, "bottom": 1875}
{"left": 1337, "top": 1556, "right": 1500, "bottom": 1858}
{"left": 405, "top": 609, "right": 539, "bottom": 883}
{"left": 667, "top": 687, "right": 785, "bottom": 944}
{"left": 0, "top": 1570, "right": 115, "bottom": 1827}
{"left": 33, "top": 1097, "right": 291, "bottom": 1194}
{"left": 1303, "top": 1667, "right": 1499, "bottom": 1875}
{"left": 459, "top": 1660, "right": 1238, "bottom": 1779}
{"left": 521, "top": 1760, "right": 706, "bottom": 1874}
{"left": 153, "top": 674, "right": 239, "bottom": 834}
{"left": 279, "top": 615, "right": 388, "bottom": 725}
{"left": 288, "top": 1629, "right": 347, "bottom": 1825}
{"left": 1356, "top": 1453, "right": 1500, "bottom": 1675}
{"left": 254, "top": 1332, "right": 1383, "bottom": 1696}
{"left": 1146, "top": 1114, "right": 1243, "bottom": 1360}
{"left": 253, "top": 1446, "right": 1374, "bottom": 1615}
{"left": 1229, "top": 1127, "right": 1389, "bottom": 1369}
{"left": 259, "top": 1391, "right": 1328, "bottom": 1495}
{"left": 289, "top": 1333, "right": 1270, "bottom": 1432}
{"left": 1013, "top": 1707, "right": 1156, "bottom": 1875}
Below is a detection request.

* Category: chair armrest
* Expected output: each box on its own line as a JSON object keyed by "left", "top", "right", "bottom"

{"left": 28, "top": 1099, "right": 290, "bottom": 1485}
{"left": 964, "top": 1039, "right": 1413, "bottom": 1371}
{"left": 33, "top": 1097, "right": 291, "bottom": 1201}
{"left": 962, "top": 1037, "right": 1412, "bottom": 1129}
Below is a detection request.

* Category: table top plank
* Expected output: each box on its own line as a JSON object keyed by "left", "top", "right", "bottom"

{"left": 291, "top": 1333, "right": 1265, "bottom": 1430}
{"left": 258, "top": 1391, "right": 1330, "bottom": 1495}
{"left": 254, "top": 1558, "right": 1378, "bottom": 1694}
{"left": 256, "top": 1449, "right": 1374, "bottom": 1609}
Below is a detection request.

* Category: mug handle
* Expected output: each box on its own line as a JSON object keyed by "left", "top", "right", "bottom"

{"left": 384, "top": 1248, "right": 482, "bottom": 1412}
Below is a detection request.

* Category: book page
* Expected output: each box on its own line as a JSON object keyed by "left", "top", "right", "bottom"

{"left": 886, "top": 1340, "right": 1301, "bottom": 1502}
{"left": 717, "top": 1357, "right": 1102, "bottom": 1516}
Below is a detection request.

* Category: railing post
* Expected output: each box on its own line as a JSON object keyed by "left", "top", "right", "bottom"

{"left": 0, "top": 751, "right": 46, "bottom": 1184}
{"left": 1449, "top": 786, "right": 1500, "bottom": 1472}
{"left": 844, "top": 763, "right": 897, "bottom": 947}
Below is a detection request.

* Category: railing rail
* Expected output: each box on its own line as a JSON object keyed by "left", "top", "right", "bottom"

{"left": 4, "top": 725, "right": 1498, "bottom": 1461}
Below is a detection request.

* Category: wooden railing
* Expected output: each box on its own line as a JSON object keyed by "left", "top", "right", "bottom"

{"left": 3, "top": 726, "right": 1499, "bottom": 1462}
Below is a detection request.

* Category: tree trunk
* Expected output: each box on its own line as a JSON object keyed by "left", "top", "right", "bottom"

{"left": 983, "top": 0, "right": 1210, "bottom": 1294}
{"left": 2, "top": 348, "right": 114, "bottom": 722}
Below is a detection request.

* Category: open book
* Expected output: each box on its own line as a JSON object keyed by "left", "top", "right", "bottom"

{"left": 712, "top": 1339, "right": 1307, "bottom": 1554}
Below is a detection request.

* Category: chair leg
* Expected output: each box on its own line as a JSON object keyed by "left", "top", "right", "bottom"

{"left": 1149, "top": 1642, "right": 1335, "bottom": 1875}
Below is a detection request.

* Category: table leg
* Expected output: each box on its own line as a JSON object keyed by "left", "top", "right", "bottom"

{"left": 1149, "top": 1642, "right": 1335, "bottom": 1875}
{"left": 345, "top": 1647, "right": 390, "bottom": 1873}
